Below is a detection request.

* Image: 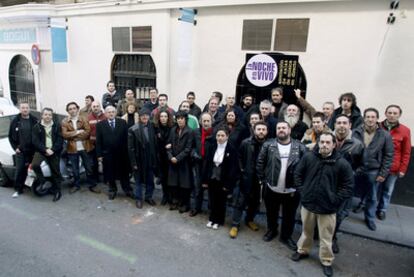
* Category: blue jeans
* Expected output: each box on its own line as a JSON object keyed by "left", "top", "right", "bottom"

{"left": 67, "top": 151, "right": 95, "bottom": 188}
{"left": 377, "top": 174, "right": 398, "bottom": 213}
{"left": 134, "top": 169, "right": 154, "bottom": 200}
{"left": 358, "top": 170, "right": 380, "bottom": 223}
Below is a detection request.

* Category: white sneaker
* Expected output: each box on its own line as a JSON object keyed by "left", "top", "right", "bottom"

{"left": 206, "top": 221, "right": 213, "bottom": 228}
{"left": 12, "top": 192, "right": 19, "bottom": 198}
{"left": 212, "top": 223, "right": 219, "bottom": 230}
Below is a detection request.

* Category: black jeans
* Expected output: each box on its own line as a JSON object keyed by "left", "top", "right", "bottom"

{"left": 14, "top": 151, "right": 33, "bottom": 193}
{"left": 108, "top": 176, "right": 132, "bottom": 194}
{"left": 208, "top": 179, "right": 228, "bottom": 225}
{"left": 231, "top": 181, "right": 261, "bottom": 227}
{"left": 192, "top": 161, "right": 206, "bottom": 212}
{"left": 31, "top": 152, "right": 62, "bottom": 192}
{"left": 170, "top": 186, "right": 192, "bottom": 208}
{"left": 263, "top": 186, "right": 300, "bottom": 240}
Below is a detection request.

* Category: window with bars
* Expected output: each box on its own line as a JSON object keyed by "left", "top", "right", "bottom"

{"left": 274, "top": 18, "right": 310, "bottom": 52}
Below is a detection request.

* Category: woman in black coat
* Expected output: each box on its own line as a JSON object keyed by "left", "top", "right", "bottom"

{"left": 202, "top": 127, "right": 239, "bottom": 230}
{"left": 154, "top": 109, "right": 175, "bottom": 205}
{"left": 167, "top": 111, "right": 194, "bottom": 213}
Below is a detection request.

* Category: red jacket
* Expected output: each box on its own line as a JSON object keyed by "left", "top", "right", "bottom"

{"left": 381, "top": 121, "right": 411, "bottom": 174}
{"left": 88, "top": 112, "right": 107, "bottom": 143}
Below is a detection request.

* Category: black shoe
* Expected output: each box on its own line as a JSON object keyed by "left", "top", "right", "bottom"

{"left": 145, "top": 199, "right": 156, "bottom": 206}
{"left": 69, "top": 187, "right": 80, "bottom": 194}
{"left": 160, "top": 197, "right": 168, "bottom": 206}
{"left": 365, "top": 219, "right": 377, "bottom": 231}
{"left": 89, "top": 186, "right": 101, "bottom": 193}
{"left": 376, "top": 211, "right": 386, "bottom": 221}
{"left": 332, "top": 238, "right": 339, "bottom": 254}
{"left": 263, "top": 229, "right": 278, "bottom": 242}
{"left": 53, "top": 191, "right": 62, "bottom": 202}
{"left": 125, "top": 192, "right": 135, "bottom": 199}
{"left": 353, "top": 203, "right": 364, "bottom": 213}
{"left": 108, "top": 191, "right": 117, "bottom": 200}
{"left": 321, "top": 264, "right": 333, "bottom": 277}
{"left": 179, "top": 206, "right": 190, "bottom": 214}
{"left": 136, "top": 200, "right": 143, "bottom": 209}
{"left": 279, "top": 237, "right": 298, "bottom": 251}
{"left": 189, "top": 209, "right": 199, "bottom": 217}
{"left": 290, "top": 252, "right": 309, "bottom": 262}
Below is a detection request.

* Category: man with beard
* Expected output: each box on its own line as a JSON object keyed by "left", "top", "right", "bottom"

{"left": 328, "top": 92, "right": 363, "bottom": 130}
{"left": 102, "top": 81, "right": 122, "bottom": 109}
{"left": 259, "top": 100, "right": 276, "bottom": 138}
{"left": 241, "top": 94, "right": 259, "bottom": 125}
{"left": 284, "top": 104, "right": 308, "bottom": 140}
{"left": 352, "top": 109, "right": 393, "bottom": 231}
{"left": 257, "top": 121, "right": 306, "bottom": 250}
{"left": 229, "top": 122, "right": 268, "bottom": 239}
{"left": 190, "top": 112, "right": 215, "bottom": 217}
{"left": 302, "top": 112, "right": 331, "bottom": 151}
{"left": 292, "top": 132, "right": 354, "bottom": 277}
{"left": 271, "top": 87, "right": 288, "bottom": 119}
{"left": 331, "top": 114, "right": 363, "bottom": 253}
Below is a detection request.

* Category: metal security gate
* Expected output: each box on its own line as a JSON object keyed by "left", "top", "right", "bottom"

{"left": 111, "top": 54, "right": 156, "bottom": 101}
{"left": 9, "top": 55, "right": 36, "bottom": 109}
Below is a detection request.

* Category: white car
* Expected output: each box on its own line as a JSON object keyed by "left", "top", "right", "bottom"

{"left": 0, "top": 98, "right": 19, "bottom": 187}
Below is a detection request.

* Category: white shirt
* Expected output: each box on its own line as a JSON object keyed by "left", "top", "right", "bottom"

{"left": 71, "top": 117, "right": 84, "bottom": 151}
{"left": 213, "top": 141, "right": 227, "bottom": 167}
{"left": 269, "top": 142, "right": 296, "bottom": 194}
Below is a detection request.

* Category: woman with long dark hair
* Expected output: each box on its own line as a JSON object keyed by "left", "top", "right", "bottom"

{"left": 215, "top": 109, "right": 247, "bottom": 146}
{"left": 154, "top": 109, "right": 174, "bottom": 205}
{"left": 202, "top": 127, "right": 239, "bottom": 229}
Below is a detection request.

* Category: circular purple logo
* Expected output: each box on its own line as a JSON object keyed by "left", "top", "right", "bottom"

{"left": 245, "top": 54, "right": 277, "bottom": 87}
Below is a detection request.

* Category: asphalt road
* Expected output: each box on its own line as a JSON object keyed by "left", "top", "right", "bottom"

{"left": 0, "top": 185, "right": 413, "bottom": 277}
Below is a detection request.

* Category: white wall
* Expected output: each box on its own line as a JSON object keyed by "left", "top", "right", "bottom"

{"left": 1, "top": 0, "right": 413, "bottom": 139}
{"left": 167, "top": 0, "right": 414, "bottom": 139}
{"left": 45, "top": 9, "right": 171, "bottom": 113}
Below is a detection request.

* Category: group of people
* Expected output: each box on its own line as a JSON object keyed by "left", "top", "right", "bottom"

{"left": 8, "top": 81, "right": 411, "bottom": 276}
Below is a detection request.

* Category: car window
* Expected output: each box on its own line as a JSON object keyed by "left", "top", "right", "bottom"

{"left": 0, "top": 115, "right": 13, "bottom": 139}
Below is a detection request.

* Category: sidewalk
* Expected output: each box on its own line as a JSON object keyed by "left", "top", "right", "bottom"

{"left": 339, "top": 203, "right": 414, "bottom": 249}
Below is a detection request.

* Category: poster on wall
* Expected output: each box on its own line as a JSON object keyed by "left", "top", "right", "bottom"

{"left": 51, "top": 18, "right": 68, "bottom": 63}
{"left": 245, "top": 53, "right": 299, "bottom": 88}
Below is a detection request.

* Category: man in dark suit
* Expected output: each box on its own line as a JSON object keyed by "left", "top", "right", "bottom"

{"left": 96, "top": 105, "right": 133, "bottom": 200}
